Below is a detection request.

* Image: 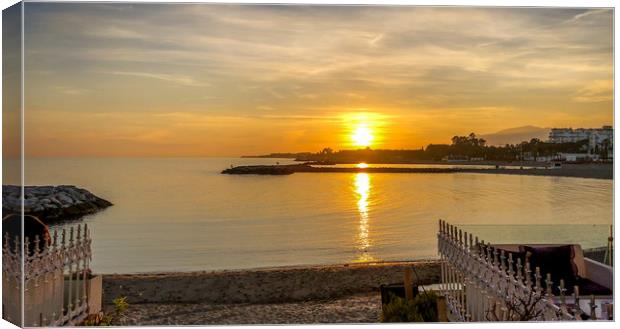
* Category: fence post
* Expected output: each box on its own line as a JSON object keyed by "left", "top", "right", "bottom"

{"left": 437, "top": 220, "right": 578, "bottom": 322}
{"left": 2, "top": 224, "right": 93, "bottom": 326}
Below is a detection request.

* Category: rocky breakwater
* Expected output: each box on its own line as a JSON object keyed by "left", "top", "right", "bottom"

{"left": 222, "top": 164, "right": 468, "bottom": 175}
{"left": 2, "top": 185, "right": 113, "bottom": 222}
{"left": 221, "top": 164, "right": 310, "bottom": 175}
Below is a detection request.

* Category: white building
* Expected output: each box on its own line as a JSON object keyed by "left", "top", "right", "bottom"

{"left": 557, "top": 153, "right": 599, "bottom": 162}
{"left": 548, "top": 126, "right": 613, "bottom": 154}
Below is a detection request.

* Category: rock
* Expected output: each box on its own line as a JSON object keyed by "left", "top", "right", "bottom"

{"left": 31, "top": 186, "right": 54, "bottom": 195}
{"left": 2, "top": 185, "right": 113, "bottom": 223}
{"left": 94, "top": 198, "right": 113, "bottom": 207}
{"left": 23, "top": 198, "right": 38, "bottom": 207}
{"left": 56, "top": 193, "right": 74, "bottom": 205}
{"left": 4, "top": 196, "right": 19, "bottom": 205}
{"left": 221, "top": 164, "right": 305, "bottom": 175}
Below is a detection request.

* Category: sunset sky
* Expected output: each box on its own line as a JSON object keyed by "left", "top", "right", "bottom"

{"left": 22, "top": 4, "right": 613, "bottom": 157}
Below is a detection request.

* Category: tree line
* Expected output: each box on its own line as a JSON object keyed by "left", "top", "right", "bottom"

{"left": 296, "top": 133, "right": 604, "bottom": 163}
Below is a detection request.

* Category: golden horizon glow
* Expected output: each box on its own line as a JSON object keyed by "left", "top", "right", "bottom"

{"left": 20, "top": 6, "right": 613, "bottom": 157}
{"left": 357, "top": 163, "right": 369, "bottom": 169}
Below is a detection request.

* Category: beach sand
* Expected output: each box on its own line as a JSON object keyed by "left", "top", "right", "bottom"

{"left": 103, "top": 261, "right": 440, "bottom": 325}
{"left": 114, "top": 293, "right": 381, "bottom": 325}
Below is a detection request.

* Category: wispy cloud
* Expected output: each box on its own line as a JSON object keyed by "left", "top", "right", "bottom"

{"left": 87, "top": 26, "right": 146, "bottom": 39}
{"left": 573, "top": 80, "right": 613, "bottom": 103}
{"left": 567, "top": 8, "right": 610, "bottom": 23}
{"left": 108, "top": 71, "right": 209, "bottom": 87}
{"left": 53, "top": 86, "right": 91, "bottom": 95}
{"left": 22, "top": 4, "right": 613, "bottom": 156}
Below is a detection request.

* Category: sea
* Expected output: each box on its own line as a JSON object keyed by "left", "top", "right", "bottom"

{"left": 15, "top": 157, "right": 614, "bottom": 274}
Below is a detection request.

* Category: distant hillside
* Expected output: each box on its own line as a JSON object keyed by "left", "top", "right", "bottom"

{"left": 481, "top": 126, "right": 550, "bottom": 146}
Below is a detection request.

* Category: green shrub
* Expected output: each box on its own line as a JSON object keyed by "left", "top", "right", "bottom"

{"left": 381, "top": 291, "right": 438, "bottom": 322}
{"left": 113, "top": 296, "right": 129, "bottom": 316}
{"left": 81, "top": 296, "right": 129, "bottom": 326}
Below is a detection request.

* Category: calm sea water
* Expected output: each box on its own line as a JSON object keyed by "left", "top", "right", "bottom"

{"left": 20, "top": 157, "right": 613, "bottom": 274}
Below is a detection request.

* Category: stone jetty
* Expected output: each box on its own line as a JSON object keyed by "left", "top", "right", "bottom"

{"left": 222, "top": 164, "right": 306, "bottom": 175}
{"left": 2, "top": 185, "right": 112, "bottom": 222}
{"left": 222, "top": 164, "right": 471, "bottom": 175}
{"left": 221, "top": 163, "right": 612, "bottom": 179}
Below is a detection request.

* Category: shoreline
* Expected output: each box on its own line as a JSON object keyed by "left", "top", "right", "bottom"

{"left": 102, "top": 246, "right": 610, "bottom": 325}
{"left": 250, "top": 157, "right": 553, "bottom": 167}
{"left": 103, "top": 260, "right": 441, "bottom": 305}
{"left": 468, "top": 164, "right": 613, "bottom": 179}
{"left": 222, "top": 163, "right": 612, "bottom": 179}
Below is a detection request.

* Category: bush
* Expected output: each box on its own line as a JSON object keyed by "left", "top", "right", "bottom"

{"left": 81, "top": 296, "right": 129, "bottom": 326}
{"left": 381, "top": 291, "right": 438, "bottom": 322}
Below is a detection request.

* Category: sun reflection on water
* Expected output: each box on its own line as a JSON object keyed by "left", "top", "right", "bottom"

{"left": 353, "top": 173, "right": 375, "bottom": 262}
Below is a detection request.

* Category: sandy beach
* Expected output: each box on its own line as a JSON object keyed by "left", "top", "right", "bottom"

{"left": 103, "top": 261, "right": 441, "bottom": 325}
{"left": 114, "top": 293, "right": 381, "bottom": 325}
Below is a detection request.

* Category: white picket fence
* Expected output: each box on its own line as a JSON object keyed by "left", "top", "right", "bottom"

{"left": 2, "top": 224, "right": 93, "bottom": 326}
{"left": 438, "top": 219, "right": 587, "bottom": 322}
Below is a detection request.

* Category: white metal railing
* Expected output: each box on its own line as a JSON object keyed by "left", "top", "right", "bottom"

{"left": 438, "top": 219, "right": 588, "bottom": 322}
{"left": 2, "top": 224, "right": 92, "bottom": 326}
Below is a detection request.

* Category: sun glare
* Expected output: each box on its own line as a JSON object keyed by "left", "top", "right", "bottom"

{"left": 353, "top": 173, "right": 373, "bottom": 262}
{"left": 342, "top": 111, "right": 385, "bottom": 149}
{"left": 352, "top": 125, "right": 374, "bottom": 147}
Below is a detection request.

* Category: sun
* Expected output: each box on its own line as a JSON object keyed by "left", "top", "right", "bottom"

{"left": 352, "top": 125, "right": 374, "bottom": 147}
